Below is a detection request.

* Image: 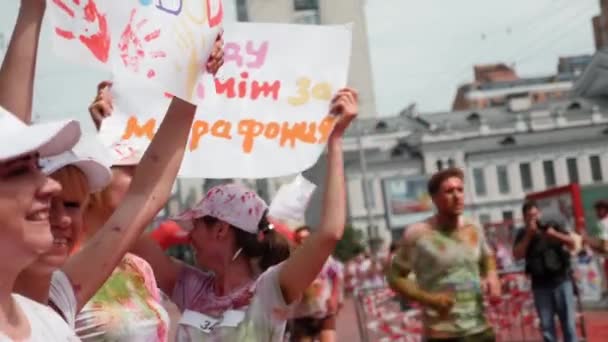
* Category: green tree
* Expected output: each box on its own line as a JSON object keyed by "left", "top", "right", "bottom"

{"left": 334, "top": 225, "right": 365, "bottom": 262}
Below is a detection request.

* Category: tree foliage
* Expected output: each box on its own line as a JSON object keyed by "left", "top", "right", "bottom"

{"left": 334, "top": 225, "right": 365, "bottom": 262}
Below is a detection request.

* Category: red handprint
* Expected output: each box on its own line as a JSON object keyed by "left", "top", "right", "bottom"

{"left": 118, "top": 9, "right": 167, "bottom": 79}
{"left": 52, "top": 0, "right": 110, "bottom": 63}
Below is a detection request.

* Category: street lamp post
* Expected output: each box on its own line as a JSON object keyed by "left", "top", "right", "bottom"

{"left": 356, "top": 122, "right": 377, "bottom": 253}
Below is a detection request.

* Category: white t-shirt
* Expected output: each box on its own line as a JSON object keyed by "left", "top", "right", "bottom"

{"left": 49, "top": 270, "right": 78, "bottom": 328}
{"left": 292, "top": 257, "right": 343, "bottom": 319}
{"left": 598, "top": 217, "right": 608, "bottom": 240}
{"left": 172, "top": 263, "right": 295, "bottom": 342}
{"left": 0, "top": 294, "right": 79, "bottom": 341}
{"left": 74, "top": 253, "right": 169, "bottom": 342}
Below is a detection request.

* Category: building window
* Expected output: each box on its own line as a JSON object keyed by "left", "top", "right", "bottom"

{"left": 448, "top": 158, "right": 455, "bottom": 168}
{"left": 566, "top": 158, "right": 579, "bottom": 184}
{"left": 479, "top": 214, "right": 491, "bottom": 225}
{"left": 543, "top": 160, "right": 556, "bottom": 188}
{"left": 294, "top": 0, "right": 319, "bottom": 10}
{"left": 473, "top": 168, "right": 487, "bottom": 196}
{"left": 590, "top": 155, "right": 603, "bottom": 182}
{"left": 497, "top": 165, "right": 510, "bottom": 194}
{"left": 362, "top": 179, "right": 375, "bottom": 208}
{"left": 502, "top": 211, "right": 514, "bottom": 228}
{"left": 519, "top": 162, "right": 533, "bottom": 191}
{"left": 436, "top": 160, "right": 443, "bottom": 171}
{"left": 236, "top": 0, "right": 248, "bottom": 21}
{"left": 293, "top": 9, "right": 320, "bottom": 24}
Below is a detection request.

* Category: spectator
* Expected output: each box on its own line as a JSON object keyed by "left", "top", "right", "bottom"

{"left": 513, "top": 200, "right": 578, "bottom": 342}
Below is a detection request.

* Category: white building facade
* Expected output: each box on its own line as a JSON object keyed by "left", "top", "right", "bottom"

{"left": 343, "top": 98, "right": 608, "bottom": 245}
{"left": 236, "top": 0, "right": 377, "bottom": 119}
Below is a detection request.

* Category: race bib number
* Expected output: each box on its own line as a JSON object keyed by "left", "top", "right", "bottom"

{"left": 180, "top": 309, "right": 246, "bottom": 334}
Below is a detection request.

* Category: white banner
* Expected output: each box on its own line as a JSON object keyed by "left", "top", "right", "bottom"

{"left": 99, "top": 22, "right": 353, "bottom": 179}
{"left": 47, "top": 0, "right": 223, "bottom": 101}
{"left": 269, "top": 174, "right": 317, "bottom": 223}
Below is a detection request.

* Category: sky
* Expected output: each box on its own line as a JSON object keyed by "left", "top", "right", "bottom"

{"left": 365, "top": 0, "right": 599, "bottom": 115}
{"left": 0, "top": 0, "right": 600, "bottom": 125}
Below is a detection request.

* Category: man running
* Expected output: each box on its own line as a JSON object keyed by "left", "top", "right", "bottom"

{"left": 387, "top": 167, "right": 500, "bottom": 342}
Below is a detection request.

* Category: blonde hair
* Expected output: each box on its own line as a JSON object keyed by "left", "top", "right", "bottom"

{"left": 87, "top": 166, "right": 135, "bottom": 221}
{"left": 88, "top": 185, "right": 113, "bottom": 220}
{"left": 51, "top": 165, "right": 90, "bottom": 206}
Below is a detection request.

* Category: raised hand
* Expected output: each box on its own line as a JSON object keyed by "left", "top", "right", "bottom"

{"left": 206, "top": 32, "right": 225, "bottom": 76}
{"left": 118, "top": 9, "right": 167, "bottom": 79}
{"left": 88, "top": 81, "right": 113, "bottom": 131}
{"left": 329, "top": 88, "right": 358, "bottom": 139}
{"left": 192, "top": 32, "right": 224, "bottom": 100}
{"left": 51, "top": 0, "right": 110, "bottom": 63}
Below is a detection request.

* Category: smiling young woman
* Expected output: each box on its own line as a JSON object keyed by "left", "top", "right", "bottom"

{"left": 0, "top": 106, "right": 82, "bottom": 340}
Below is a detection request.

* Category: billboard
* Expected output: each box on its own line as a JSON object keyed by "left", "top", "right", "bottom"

{"left": 382, "top": 175, "right": 434, "bottom": 229}
{"left": 526, "top": 184, "right": 584, "bottom": 232}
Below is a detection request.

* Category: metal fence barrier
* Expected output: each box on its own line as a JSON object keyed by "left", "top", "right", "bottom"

{"left": 353, "top": 272, "right": 587, "bottom": 342}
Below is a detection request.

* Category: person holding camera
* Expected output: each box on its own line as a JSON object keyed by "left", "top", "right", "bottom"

{"left": 513, "top": 201, "right": 578, "bottom": 342}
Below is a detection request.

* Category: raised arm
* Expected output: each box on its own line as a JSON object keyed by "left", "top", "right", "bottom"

{"left": 545, "top": 226, "right": 576, "bottom": 251}
{"left": 130, "top": 221, "right": 191, "bottom": 295}
{"left": 278, "top": 88, "right": 357, "bottom": 305}
{"left": 0, "top": 0, "right": 45, "bottom": 122}
{"left": 61, "top": 96, "right": 196, "bottom": 310}
{"left": 130, "top": 234, "right": 185, "bottom": 295}
{"left": 513, "top": 225, "right": 535, "bottom": 260}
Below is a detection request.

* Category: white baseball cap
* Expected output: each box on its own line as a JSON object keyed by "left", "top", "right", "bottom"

{"left": 172, "top": 183, "right": 268, "bottom": 234}
{"left": 39, "top": 136, "right": 113, "bottom": 193}
{"left": 0, "top": 106, "right": 81, "bottom": 162}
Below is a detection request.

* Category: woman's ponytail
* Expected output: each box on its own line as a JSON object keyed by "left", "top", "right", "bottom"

{"left": 234, "top": 211, "right": 291, "bottom": 272}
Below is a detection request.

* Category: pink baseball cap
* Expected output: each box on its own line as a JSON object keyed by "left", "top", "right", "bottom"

{"left": 171, "top": 183, "right": 268, "bottom": 234}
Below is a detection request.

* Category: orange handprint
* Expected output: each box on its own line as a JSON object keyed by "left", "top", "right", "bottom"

{"left": 118, "top": 9, "right": 167, "bottom": 79}
{"left": 172, "top": 22, "right": 201, "bottom": 99}
{"left": 52, "top": 0, "right": 110, "bottom": 63}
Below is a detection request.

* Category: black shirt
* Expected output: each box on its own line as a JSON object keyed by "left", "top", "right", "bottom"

{"left": 514, "top": 226, "right": 571, "bottom": 289}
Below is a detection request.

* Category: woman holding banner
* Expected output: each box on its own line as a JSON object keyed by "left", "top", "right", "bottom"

{"left": 0, "top": 2, "right": 225, "bottom": 341}
{"left": 130, "top": 88, "right": 358, "bottom": 341}
{"left": 0, "top": 1, "right": 81, "bottom": 339}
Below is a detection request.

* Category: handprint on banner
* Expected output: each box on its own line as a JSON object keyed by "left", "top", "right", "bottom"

{"left": 150, "top": 0, "right": 222, "bottom": 100}
{"left": 118, "top": 9, "right": 167, "bottom": 79}
{"left": 173, "top": 22, "right": 205, "bottom": 100}
{"left": 52, "top": 0, "right": 111, "bottom": 63}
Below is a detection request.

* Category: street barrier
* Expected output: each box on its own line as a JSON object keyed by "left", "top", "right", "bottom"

{"left": 353, "top": 271, "right": 588, "bottom": 342}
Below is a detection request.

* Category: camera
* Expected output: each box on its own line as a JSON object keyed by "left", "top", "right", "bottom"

{"left": 536, "top": 219, "right": 561, "bottom": 232}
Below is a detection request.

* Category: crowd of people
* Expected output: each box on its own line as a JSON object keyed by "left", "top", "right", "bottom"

{"left": 5, "top": 3, "right": 608, "bottom": 342}
{"left": 0, "top": 1, "right": 357, "bottom": 341}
